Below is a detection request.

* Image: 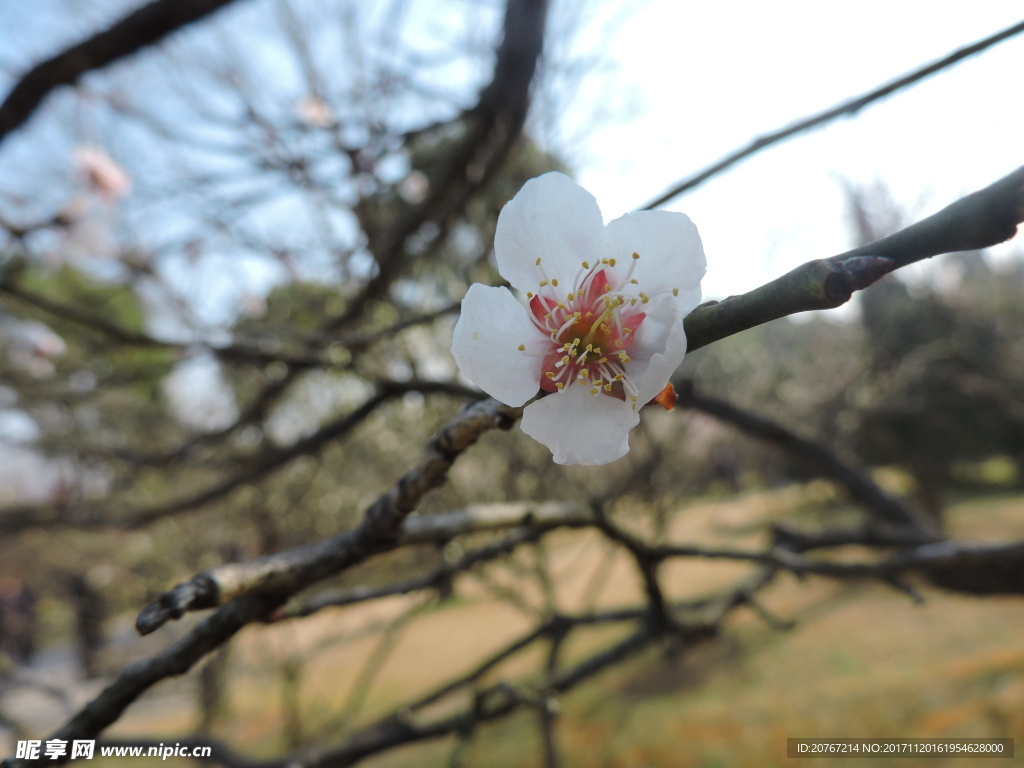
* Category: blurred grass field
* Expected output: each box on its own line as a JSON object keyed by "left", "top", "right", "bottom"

{"left": 100, "top": 485, "right": 1024, "bottom": 767}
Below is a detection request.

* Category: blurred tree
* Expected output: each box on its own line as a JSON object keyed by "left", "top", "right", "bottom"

{"left": 848, "top": 185, "right": 1024, "bottom": 518}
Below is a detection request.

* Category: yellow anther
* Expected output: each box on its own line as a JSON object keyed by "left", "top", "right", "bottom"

{"left": 560, "top": 355, "right": 570, "bottom": 365}
{"left": 578, "top": 369, "right": 590, "bottom": 378}
{"left": 639, "top": 292, "right": 649, "bottom": 304}
{"left": 517, "top": 344, "right": 526, "bottom": 351}
{"left": 608, "top": 258, "right": 616, "bottom": 267}
{"left": 567, "top": 292, "right": 575, "bottom": 301}
{"left": 604, "top": 284, "right": 611, "bottom": 292}
{"left": 527, "top": 291, "right": 534, "bottom": 298}
{"left": 581, "top": 261, "right": 590, "bottom": 268}
{"left": 623, "top": 328, "right": 633, "bottom": 334}
{"left": 535, "top": 257, "right": 542, "bottom": 265}
{"left": 551, "top": 278, "right": 559, "bottom": 287}
{"left": 590, "top": 387, "right": 599, "bottom": 396}
{"left": 555, "top": 382, "right": 564, "bottom": 390}
{"left": 630, "top": 279, "right": 639, "bottom": 285}
{"left": 604, "top": 384, "right": 612, "bottom": 392}
{"left": 598, "top": 356, "right": 607, "bottom": 363}
{"left": 619, "top": 353, "right": 630, "bottom": 363}
{"left": 546, "top": 371, "right": 556, "bottom": 379}
{"left": 539, "top": 280, "right": 549, "bottom": 287}
{"left": 672, "top": 288, "right": 679, "bottom": 296}
{"left": 614, "top": 374, "right": 624, "bottom": 381}
{"left": 632, "top": 252, "right": 640, "bottom": 260}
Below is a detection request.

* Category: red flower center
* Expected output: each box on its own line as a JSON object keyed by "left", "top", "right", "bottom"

{"left": 528, "top": 267, "right": 646, "bottom": 401}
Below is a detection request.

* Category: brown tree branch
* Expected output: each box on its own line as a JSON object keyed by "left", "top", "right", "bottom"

{"left": 768, "top": 523, "right": 933, "bottom": 554}
{"left": 0, "top": 0, "right": 246, "bottom": 145}
{"left": 684, "top": 165, "right": 1024, "bottom": 352}
{"left": 591, "top": 507, "right": 671, "bottom": 629}
{"left": 655, "top": 538, "right": 1024, "bottom": 582}
{"left": 640, "top": 19, "right": 1024, "bottom": 209}
{"left": 277, "top": 529, "right": 542, "bottom": 621}
{"left": 153, "top": 500, "right": 586, "bottom": 627}
{"left": 135, "top": 398, "right": 522, "bottom": 634}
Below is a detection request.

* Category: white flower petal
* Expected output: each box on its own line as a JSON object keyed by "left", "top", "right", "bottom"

{"left": 451, "top": 284, "right": 545, "bottom": 407}
{"left": 601, "top": 210, "right": 705, "bottom": 310}
{"left": 629, "top": 295, "right": 689, "bottom": 405}
{"left": 521, "top": 386, "right": 640, "bottom": 465}
{"left": 495, "top": 172, "right": 605, "bottom": 293}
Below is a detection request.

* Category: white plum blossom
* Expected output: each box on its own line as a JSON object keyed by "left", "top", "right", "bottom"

{"left": 452, "top": 172, "right": 706, "bottom": 465}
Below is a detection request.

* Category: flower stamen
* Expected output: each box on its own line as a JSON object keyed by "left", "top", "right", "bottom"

{"left": 530, "top": 257, "right": 654, "bottom": 401}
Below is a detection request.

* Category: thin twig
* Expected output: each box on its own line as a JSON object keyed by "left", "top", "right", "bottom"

{"left": 640, "top": 19, "right": 1024, "bottom": 209}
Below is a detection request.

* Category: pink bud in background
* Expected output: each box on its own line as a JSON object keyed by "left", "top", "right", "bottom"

{"left": 74, "top": 145, "right": 132, "bottom": 202}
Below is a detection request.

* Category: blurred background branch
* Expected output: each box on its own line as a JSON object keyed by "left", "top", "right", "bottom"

{"left": 0, "top": 0, "right": 247, "bottom": 144}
